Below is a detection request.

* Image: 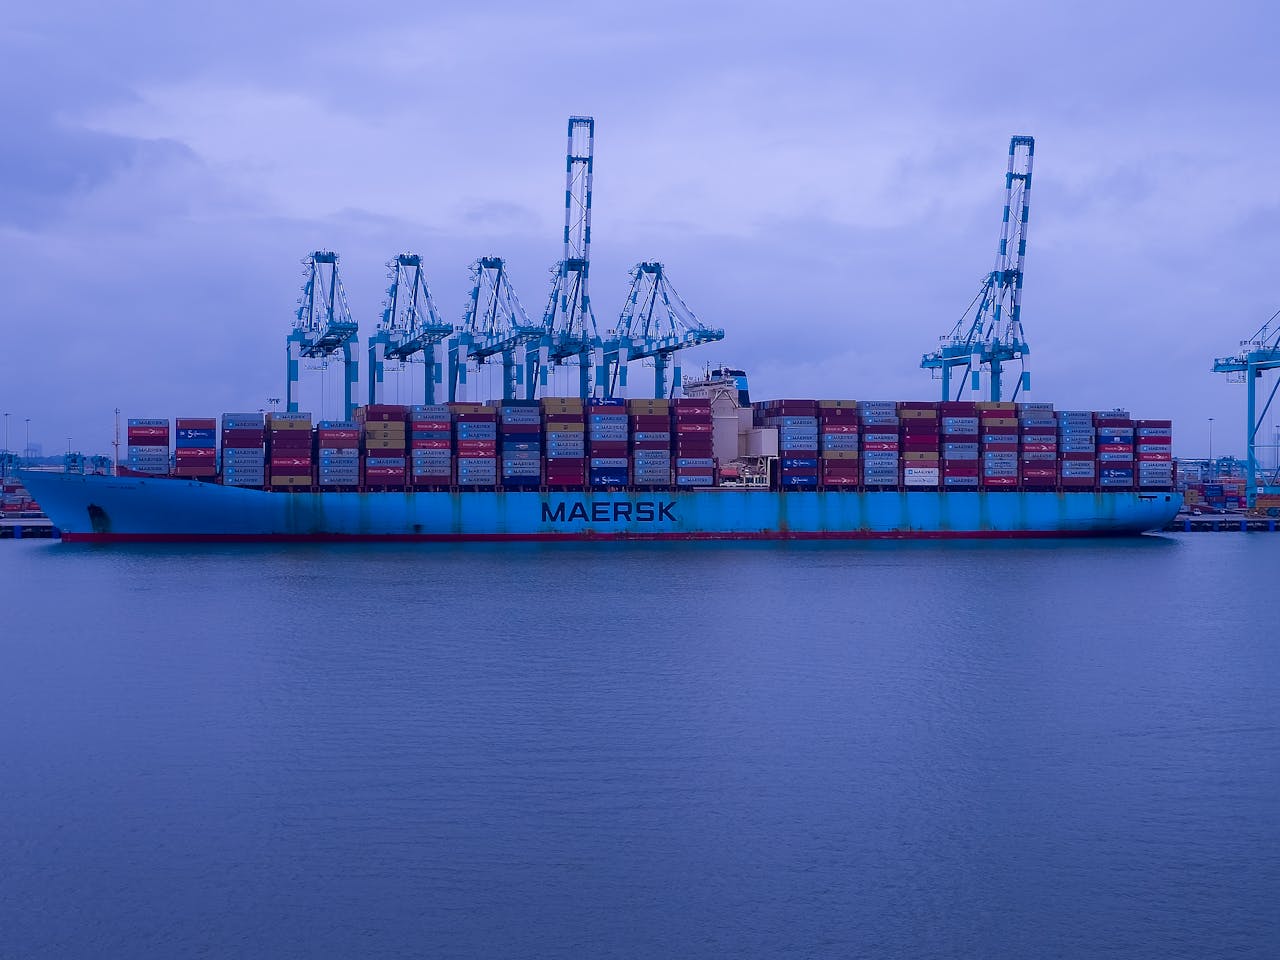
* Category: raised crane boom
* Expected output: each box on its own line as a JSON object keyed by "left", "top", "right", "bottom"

{"left": 538, "top": 116, "right": 602, "bottom": 398}
{"left": 1213, "top": 307, "right": 1280, "bottom": 506}
{"left": 922, "top": 135, "right": 1034, "bottom": 402}
{"left": 287, "top": 250, "right": 359, "bottom": 418}
{"left": 605, "top": 261, "right": 725, "bottom": 399}
{"left": 367, "top": 254, "right": 454, "bottom": 405}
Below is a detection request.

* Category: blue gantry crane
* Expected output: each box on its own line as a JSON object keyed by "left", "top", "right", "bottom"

{"left": 1212, "top": 307, "right": 1280, "bottom": 507}
{"left": 603, "top": 262, "right": 724, "bottom": 398}
{"left": 367, "top": 254, "right": 453, "bottom": 405}
{"left": 923, "top": 135, "right": 1034, "bottom": 402}
{"left": 287, "top": 251, "right": 360, "bottom": 418}
{"left": 447, "top": 256, "right": 543, "bottom": 402}
{"left": 535, "top": 116, "right": 603, "bottom": 399}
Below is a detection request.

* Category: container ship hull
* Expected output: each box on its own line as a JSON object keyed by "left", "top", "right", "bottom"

{"left": 21, "top": 473, "right": 1181, "bottom": 542}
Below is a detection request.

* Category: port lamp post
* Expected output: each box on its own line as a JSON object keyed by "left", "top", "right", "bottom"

{"left": 1208, "top": 417, "right": 1214, "bottom": 476}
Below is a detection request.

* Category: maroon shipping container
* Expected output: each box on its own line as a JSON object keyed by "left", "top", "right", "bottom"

{"left": 501, "top": 422, "right": 541, "bottom": 434}
{"left": 1093, "top": 417, "right": 1133, "bottom": 427}
{"left": 982, "top": 442, "right": 1018, "bottom": 453}
{"left": 939, "top": 402, "right": 979, "bottom": 414}
{"left": 672, "top": 398, "right": 712, "bottom": 408}
{"left": 411, "top": 439, "right": 451, "bottom": 450}
{"left": 457, "top": 440, "right": 497, "bottom": 455}
{"left": 897, "top": 401, "right": 937, "bottom": 410}
{"left": 863, "top": 442, "right": 899, "bottom": 451}
{"left": 821, "top": 423, "right": 860, "bottom": 434}
{"left": 454, "top": 413, "right": 498, "bottom": 423}
{"left": 1060, "top": 477, "right": 1096, "bottom": 488}
{"left": 1021, "top": 443, "right": 1056, "bottom": 453}
{"left": 411, "top": 420, "right": 451, "bottom": 431}
{"left": 943, "top": 465, "right": 980, "bottom": 476}
{"left": 175, "top": 419, "right": 217, "bottom": 430}
{"left": 631, "top": 440, "right": 671, "bottom": 450}
{"left": 589, "top": 441, "right": 629, "bottom": 455}
{"left": 1136, "top": 419, "right": 1172, "bottom": 428}
{"left": 630, "top": 415, "right": 669, "bottom": 429}
{"left": 821, "top": 475, "right": 860, "bottom": 486}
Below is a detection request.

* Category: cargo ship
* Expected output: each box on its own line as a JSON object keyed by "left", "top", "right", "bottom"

{"left": 19, "top": 390, "right": 1182, "bottom": 542}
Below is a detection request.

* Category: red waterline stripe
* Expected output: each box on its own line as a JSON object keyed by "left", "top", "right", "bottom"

{"left": 59, "top": 528, "right": 1146, "bottom": 544}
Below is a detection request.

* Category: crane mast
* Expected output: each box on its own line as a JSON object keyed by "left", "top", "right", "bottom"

{"left": 287, "top": 251, "right": 359, "bottom": 419}
{"left": 1213, "top": 307, "right": 1280, "bottom": 507}
{"left": 537, "top": 116, "right": 602, "bottom": 398}
{"left": 367, "top": 253, "right": 453, "bottom": 405}
{"left": 605, "top": 262, "right": 725, "bottom": 398}
{"left": 450, "top": 256, "right": 542, "bottom": 401}
{"left": 922, "top": 135, "right": 1034, "bottom": 402}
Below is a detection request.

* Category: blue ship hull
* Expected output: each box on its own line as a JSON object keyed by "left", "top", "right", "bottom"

{"left": 20, "top": 472, "right": 1182, "bottom": 541}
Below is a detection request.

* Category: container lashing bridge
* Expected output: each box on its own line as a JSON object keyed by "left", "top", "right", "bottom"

{"left": 923, "top": 135, "right": 1034, "bottom": 402}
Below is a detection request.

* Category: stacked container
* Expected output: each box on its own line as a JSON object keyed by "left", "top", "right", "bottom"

{"left": 410, "top": 403, "right": 453, "bottom": 487}
{"left": 755, "top": 399, "right": 818, "bottom": 488}
{"left": 940, "top": 401, "right": 979, "bottom": 488}
{"left": 818, "top": 401, "right": 860, "bottom": 487}
{"left": 542, "top": 397, "right": 586, "bottom": 488}
{"left": 1017, "top": 402, "right": 1058, "bottom": 489}
{"left": 173, "top": 419, "right": 217, "bottom": 478}
{"left": 1136, "top": 419, "right": 1173, "bottom": 490}
{"left": 317, "top": 420, "right": 360, "bottom": 488}
{"left": 452, "top": 403, "right": 497, "bottom": 488}
{"left": 359, "top": 404, "right": 408, "bottom": 489}
{"left": 629, "top": 398, "right": 673, "bottom": 487}
{"left": 1095, "top": 411, "right": 1135, "bottom": 489}
{"left": 221, "top": 413, "right": 266, "bottom": 487}
{"left": 500, "top": 400, "right": 542, "bottom": 489}
{"left": 126, "top": 419, "right": 170, "bottom": 475}
{"left": 899, "top": 402, "right": 940, "bottom": 488}
{"left": 587, "top": 399, "right": 629, "bottom": 487}
{"left": 673, "top": 398, "right": 715, "bottom": 487}
{"left": 978, "top": 402, "right": 1019, "bottom": 488}
{"left": 267, "top": 412, "right": 313, "bottom": 489}
{"left": 1056, "top": 410, "right": 1097, "bottom": 488}
{"left": 859, "top": 401, "right": 900, "bottom": 487}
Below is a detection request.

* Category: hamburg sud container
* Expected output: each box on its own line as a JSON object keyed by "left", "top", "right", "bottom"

{"left": 587, "top": 398, "right": 629, "bottom": 487}
{"left": 173, "top": 419, "right": 217, "bottom": 478}
{"left": 1057, "top": 410, "right": 1096, "bottom": 487}
{"left": 500, "top": 400, "right": 542, "bottom": 489}
{"left": 629, "top": 397, "right": 672, "bottom": 487}
{"left": 1136, "top": 419, "right": 1173, "bottom": 490}
{"left": 859, "top": 401, "right": 899, "bottom": 487}
{"left": 673, "top": 398, "right": 714, "bottom": 486}
{"left": 317, "top": 420, "right": 360, "bottom": 488}
{"left": 899, "top": 401, "right": 940, "bottom": 488}
{"left": 452, "top": 403, "right": 497, "bottom": 487}
{"left": 1095, "top": 410, "right": 1134, "bottom": 489}
{"left": 266, "top": 412, "right": 313, "bottom": 488}
{"left": 940, "top": 401, "right": 979, "bottom": 488}
{"left": 818, "top": 400, "right": 860, "bottom": 487}
{"left": 756, "top": 399, "right": 819, "bottom": 488}
{"left": 126, "top": 418, "right": 170, "bottom": 475}
{"left": 359, "top": 404, "right": 408, "bottom": 489}
{"left": 221, "top": 413, "right": 266, "bottom": 487}
{"left": 543, "top": 397, "right": 586, "bottom": 488}
{"left": 979, "top": 402, "right": 1019, "bottom": 487}
{"left": 1018, "top": 401, "right": 1058, "bottom": 489}
{"left": 410, "top": 404, "right": 452, "bottom": 487}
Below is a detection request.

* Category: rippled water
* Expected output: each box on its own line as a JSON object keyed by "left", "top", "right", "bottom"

{"left": 1, "top": 535, "right": 1277, "bottom": 958}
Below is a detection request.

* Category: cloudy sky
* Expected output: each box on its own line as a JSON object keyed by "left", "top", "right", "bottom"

{"left": 2, "top": 1, "right": 1277, "bottom": 459}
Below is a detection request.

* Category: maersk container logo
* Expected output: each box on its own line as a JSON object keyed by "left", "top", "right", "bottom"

{"left": 541, "top": 501, "right": 677, "bottom": 523}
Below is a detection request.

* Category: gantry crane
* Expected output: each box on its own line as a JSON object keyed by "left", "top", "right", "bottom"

{"left": 287, "top": 251, "right": 359, "bottom": 418}
{"left": 367, "top": 254, "right": 453, "bottom": 406}
{"left": 923, "top": 135, "right": 1034, "bottom": 402}
{"left": 1213, "top": 307, "right": 1280, "bottom": 507}
{"left": 448, "top": 256, "right": 543, "bottom": 401}
{"left": 535, "top": 116, "right": 603, "bottom": 399}
{"left": 603, "top": 262, "right": 724, "bottom": 398}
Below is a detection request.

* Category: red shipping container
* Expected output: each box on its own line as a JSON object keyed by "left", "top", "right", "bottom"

{"left": 821, "top": 475, "right": 860, "bottom": 486}
{"left": 127, "top": 426, "right": 169, "bottom": 440}
{"left": 457, "top": 440, "right": 496, "bottom": 455}
{"left": 411, "top": 420, "right": 451, "bottom": 431}
{"left": 673, "top": 422, "right": 712, "bottom": 433}
{"left": 862, "top": 442, "right": 899, "bottom": 451}
{"left": 981, "top": 476, "right": 1019, "bottom": 487}
{"left": 1138, "top": 452, "right": 1172, "bottom": 461}
{"left": 1097, "top": 444, "right": 1134, "bottom": 454}
{"left": 412, "top": 439, "right": 452, "bottom": 450}
{"left": 820, "top": 423, "right": 860, "bottom": 434}
{"left": 1021, "top": 443, "right": 1056, "bottom": 453}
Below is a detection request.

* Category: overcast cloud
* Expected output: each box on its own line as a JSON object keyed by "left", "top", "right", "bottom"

{"left": 2, "top": 1, "right": 1277, "bottom": 458}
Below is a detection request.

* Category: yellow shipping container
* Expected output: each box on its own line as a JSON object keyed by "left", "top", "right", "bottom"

{"left": 899, "top": 409, "right": 938, "bottom": 419}
{"left": 365, "top": 438, "right": 407, "bottom": 449}
{"left": 820, "top": 450, "right": 860, "bottom": 460}
{"left": 267, "top": 420, "right": 312, "bottom": 431}
{"left": 981, "top": 417, "right": 1018, "bottom": 427}
{"left": 902, "top": 451, "right": 940, "bottom": 461}
{"left": 976, "top": 401, "right": 1017, "bottom": 411}
{"left": 269, "top": 475, "right": 312, "bottom": 487}
{"left": 545, "top": 422, "right": 586, "bottom": 432}
{"left": 818, "top": 400, "right": 859, "bottom": 409}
